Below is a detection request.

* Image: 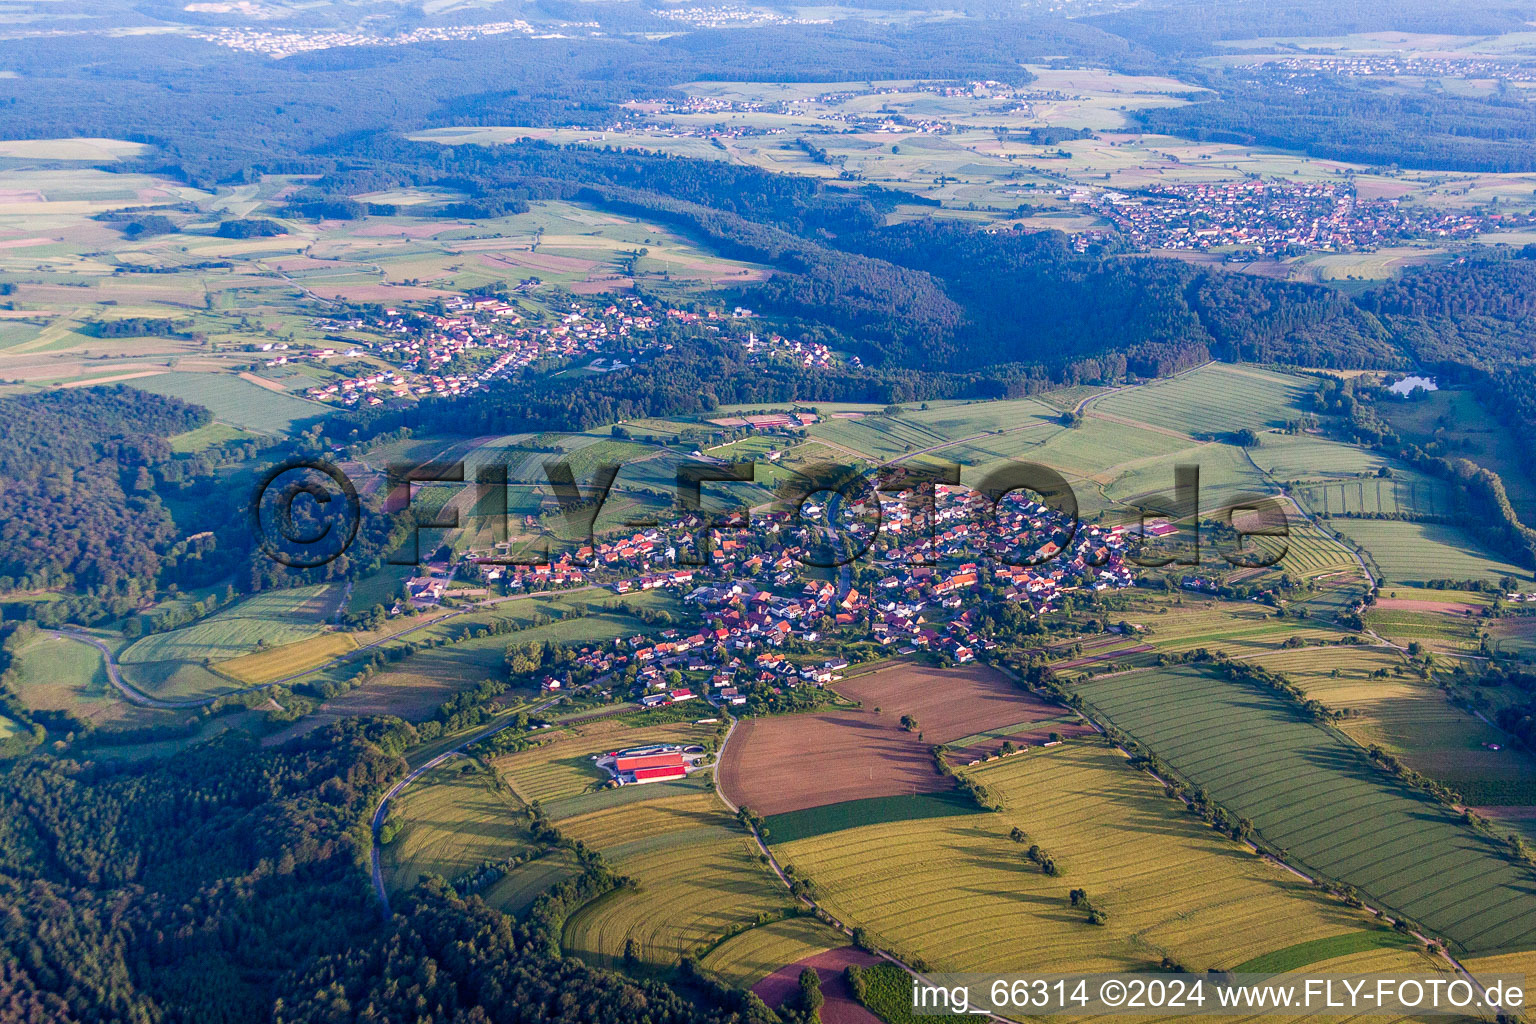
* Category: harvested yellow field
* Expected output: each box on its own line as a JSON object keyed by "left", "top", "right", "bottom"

{"left": 558, "top": 792, "right": 790, "bottom": 969}
{"left": 216, "top": 632, "right": 358, "bottom": 683}
{"left": 1118, "top": 598, "right": 1353, "bottom": 658}
{"left": 1249, "top": 645, "right": 1513, "bottom": 795}
{"left": 559, "top": 791, "right": 723, "bottom": 848}
{"left": 700, "top": 917, "right": 844, "bottom": 989}
{"left": 772, "top": 743, "right": 1382, "bottom": 974}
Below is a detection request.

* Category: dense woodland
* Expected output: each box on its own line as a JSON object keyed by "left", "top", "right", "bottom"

{"left": 1138, "top": 71, "right": 1536, "bottom": 173}
{"left": 0, "top": 388, "right": 205, "bottom": 616}
{"left": 0, "top": 716, "right": 785, "bottom": 1023}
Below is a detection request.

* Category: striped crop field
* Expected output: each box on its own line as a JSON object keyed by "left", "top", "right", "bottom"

{"left": 1295, "top": 474, "right": 1452, "bottom": 518}
{"left": 127, "top": 371, "right": 324, "bottom": 433}
{"left": 1331, "top": 520, "right": 1531, "bottom": 586}
{"left": 1092, "top": 363, "right": 1311, "bottom": 437}
{"left": 771, "top": 743, "right": 1385, "bottom": 974}
{"left": 699, "top": 916, "right": 844, "bottom": 989}
{"left": 1027, "top": 415, "right": 1191, "bottom": 478}
{"left": 1247, "top": 432, "right": 1387, "bottom": 479}
{"left": 1364, "top": 607, "right": 1483, "bottom": 653}
{"left": 558, "top": 791, "right": 790, "bottom": 969}
{"left": 1119, "top": 599, "right": 1353, "bottom": 658}
{"left": 1243, "top": 646, "right": 1515, "bottom": 797}
{"left": 380, "top": 761, "right": 542, "bottom": 902}
{"left": 810, "top": 415, "right": 954, "bottom": 460}
{"left": 1267, "top": 517, "right": 1367, "bottom": 579}
{"left": 1074, "top": 666, "right": 1536, "bottom": 955}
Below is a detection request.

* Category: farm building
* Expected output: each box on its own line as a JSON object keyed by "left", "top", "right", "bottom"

{"left": 597, "top": 743, "right": 704, "bottom": 786}
{"left": 630, "top": 764, "right": 688, "bottom": 783}
{"left": 614, "top": 751, "right": 685, "bottom": 772}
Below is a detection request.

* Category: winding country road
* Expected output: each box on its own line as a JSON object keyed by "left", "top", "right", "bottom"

{"left": 46, "top": 629, "right": 206, "bottom": 709}
{"left": 367, "top": 696, "right": 639, "bottom": 915}
{"left": 46, "top": 583, "right": 605, "bottom": 711}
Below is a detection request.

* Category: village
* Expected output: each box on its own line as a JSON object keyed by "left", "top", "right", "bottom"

{"left": 1252, "top": 56, "right": 1536, "bottom": 83}
{"left": 271, "top": 296, "right": 831, "bottom": 406}
{"left": 393, "top": 475, "right": 1139, "bottom": 759}
{"left": 1075, "top": 179, "right": 1526, "bottom": 254}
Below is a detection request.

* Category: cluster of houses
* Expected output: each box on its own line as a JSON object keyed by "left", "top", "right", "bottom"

{"left": 398, "top": 482, "right": 1141, "bottom": 708}
{"left": 740, "top": 331, "right": 835, "bottom": 369}
{"left": 190, "top": 20, "right": 536, "bottom": 59}
{"left": 299, "top": 297, "right": 671, "bottom": 406}
{"left": 650, "top": 5, "right": 823, "bottom": 28}
{"left": 1079, "top": 180, "right": 1527, "bottom": 254}
{"left": 1252, "top": 56, "right": 1536, "bottom": 83}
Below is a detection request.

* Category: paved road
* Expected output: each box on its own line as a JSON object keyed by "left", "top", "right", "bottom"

{"left": 45, "top": 630, "right": 206, "bottom": 710}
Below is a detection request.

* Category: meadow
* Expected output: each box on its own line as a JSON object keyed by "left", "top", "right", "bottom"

{"left": 1074, "top": 665, "right": 1536, "bottom": 955}
{"left": 126, "top": 372, "right": 325, "bottom": 434}
{"left": 1379, "top": 388, "right": 1536, "bottom": 518}
{"left": 772, "top": 742, "right": 1387, "bottom": 974}
{"left": 6, "top": 631, "right": 171, "bottom": 731}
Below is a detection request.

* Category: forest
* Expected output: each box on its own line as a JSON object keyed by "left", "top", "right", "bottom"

{"left": 1138, "top": 70, "right": 1536, "bottom": 172}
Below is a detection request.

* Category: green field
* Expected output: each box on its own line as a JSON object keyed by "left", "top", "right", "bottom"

{"left": 1074, "top": 665, "right": 1536, "bottom": 955}
{"left": 1231, "top": 928, "right": 1420, "bottom": 974}
{"left": 762, "top": 791, "right": 980, "bottom": 845}
{"left": 4, "top": 631, "right": 168, "bottom": 730}
{"left": 120, "top": 584, "right": 341, "bottom": 666}
{"left": 168, "top": 421, "right": 258, "bottom": 452}
{"left": 1247, "top": 431, "right": 1388, "bottom": 479}
{"left": 1331, "top": 519, "right": 1530, "bottom": 585}
{"left": 1380, "top": 388, "right": 1536, "bottom": 520}
{"left": 1247, "top": 646, "right": 1524, "bottom": 803}
{"left": 1295, "top": 473, "right": 1452, "bottom": 517}
{"left": 1120, "top": 598, "right": 1353, "bottom": 658}
{"left": 557, "top": 790, "right": 791, "bottom": 969}
{"left": 128, "top": 372, "right": 324, "bottom": 434}
{"left": 1092, "top": 364, "right": 1311, "bottom": 437}
{"left": 773, "top": 743, "right": 1385, "bottom": 974}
